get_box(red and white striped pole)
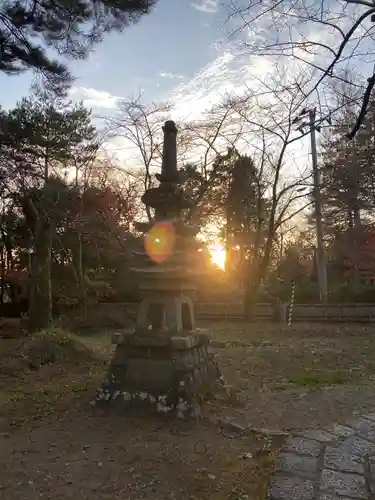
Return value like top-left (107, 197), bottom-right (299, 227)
top-left (288, 280), bottom-right (296, 327)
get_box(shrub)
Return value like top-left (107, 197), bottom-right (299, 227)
top-left (329, 281), bottom-right (375, 303)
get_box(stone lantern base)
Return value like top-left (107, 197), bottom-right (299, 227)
top-left (95, 330), bottom-right (223, 417)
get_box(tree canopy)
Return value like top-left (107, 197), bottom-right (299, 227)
top-left (0, 0), bottom-right (156, 86)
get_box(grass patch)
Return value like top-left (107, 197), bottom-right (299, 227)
top-left (21, 328), bottom-right (99, 367)
top-left (288, 369), bottom-right (362, 388)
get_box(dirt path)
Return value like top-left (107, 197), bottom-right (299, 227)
top-left (208, 321), bottom-right (375, 431)
top-left (208, 383), bottom-right (375, 431)
top-left (2, 386), bottom-right (375, 500)
top-left (0, 408), bottom-right (277, 500)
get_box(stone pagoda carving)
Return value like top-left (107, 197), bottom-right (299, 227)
top-left (96, 120), bottom-right (222, 416)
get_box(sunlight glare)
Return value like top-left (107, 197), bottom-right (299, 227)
top-left (209, 243), bottom-right (226, 271)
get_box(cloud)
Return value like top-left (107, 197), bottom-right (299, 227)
top-left (69, 87), bottom-right (120, 109)
top-left (170, 1), bottom-right (361, 125)
top-left (159, 72), bottom-right (184, 80)
top-left (191, 0), bottom-right (218, 14)
top-left (169, 43), bottom-right (273, 122)
top-left (166, 31), bottom-right (320, 177)
top-left (165, 3), bottom-right (370, 192)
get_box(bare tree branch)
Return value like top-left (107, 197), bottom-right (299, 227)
top-left (226, 0), bottom-right (375, 138)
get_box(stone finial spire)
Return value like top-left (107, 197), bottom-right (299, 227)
top-left (160, 120), bottom-right (179, 183)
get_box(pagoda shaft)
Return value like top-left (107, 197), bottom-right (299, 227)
top-left (161, 120), bottom-right (179, 183)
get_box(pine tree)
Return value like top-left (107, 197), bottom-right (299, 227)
top-left (0, 92), bottom-right (98, 332)
top-left (1, 89), bottom-right (97, 183)
top-left (0, 0), bottom-right (156, 85)
top-left (320, 96), bottom-right (375, 232)
top-left (225, 155), bottom-right (270, 287)
top-left (320, 94), bottom-right (375, 281)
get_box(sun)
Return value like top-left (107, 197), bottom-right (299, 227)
top-left (209, 243), bottom-right (226, 271)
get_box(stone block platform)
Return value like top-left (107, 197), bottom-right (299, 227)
top-left (268, 413), bottom-right (375, 499)
top-left (96, 331), bottom-right (223, 417)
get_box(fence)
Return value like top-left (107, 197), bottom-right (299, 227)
top-left (289, 303), bottom-right (375, 323)
top-left (96, 301), bottom-right (375, 323)
top-left (195, 302), bottom-right (273, 320)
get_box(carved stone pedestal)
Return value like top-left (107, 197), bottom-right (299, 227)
top-left (96, 331), bottom-right (223, 417)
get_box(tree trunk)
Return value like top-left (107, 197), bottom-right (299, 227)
top-left (353, 208), bottom-right (362, 283)
top-left (6, 245), bottom-right (13, 271)
top-left (72, 232), bottom-right (87, 313)
top-left (243, 235), bottom-right (274, 319)
top-left (0, 210), bottom-right (5, 305)
top-left (0, 244), bottom-right (5, 305)
top-left (28, 218), bottom-right (53, 333)
top-left (243, 259), bottom-right (267, 319)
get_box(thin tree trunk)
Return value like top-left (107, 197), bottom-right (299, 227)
top-left (28, 206), bottom-right (53, 334)
top-left (27, 150), bottom-right (53, 332)
top-left (243, 235), bottom-right (274, 319)
top-left (0, 244), bottom-right (5, 305)
top-left (244, 258), bottom-right (266, 319)
top-left (6, 246), bottom-right (13, 271)
top-left (74, 175), bottom-right (88, 313)
top-left (352, 208), bottom-right (361, 283)
top-left (72, 231), bottom-right (87, 314)
top-left (28, 147), bottom-right (52, 333)
top-left (0, 212), bottom-right (5, 305)
top-left (244, 275), bottom-right (262, 319)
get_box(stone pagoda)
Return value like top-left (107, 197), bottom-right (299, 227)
top-left (96, 120), bottom-right (222, 416)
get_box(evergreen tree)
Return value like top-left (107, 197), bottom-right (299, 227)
top-left (319, 94), bottom-right (375, 282)
top-left (181, 149), bottom-right (235, 226)
top-left (0, 0), bottom-right (156, 85)
top-left (226, 155), bottom-right (269, 278)
top-left (320, 97), bottom-right (375, 233)
top-left (0, 89), bottom-right (97, 183)
top-left (0, 92), bottom-right (98, 332)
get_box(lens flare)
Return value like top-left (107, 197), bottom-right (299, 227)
top-left (145, 222), bottom-right (176, 263)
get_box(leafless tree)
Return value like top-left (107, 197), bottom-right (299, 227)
top-left (178, 105), bottom-right (240, 226)
top-left (105, 93), bottom-right (239, 226)
top-left (226, 0), bottom-right (375, 138)
top-left (104, 96), bottom-right (172, 220)
top-left (208, 73), bottom-right (322, 313)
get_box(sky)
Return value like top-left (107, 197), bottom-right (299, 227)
top-left (1, 1), bottom-right (373, 127)
top-left (1, 0), bottom-right (374, 252)
top-left (0, 2), bottom-right (359, 130)
top-left (0, 0), bottom-right (280, 126)
top-left (0, 0), bottom-right (228, 112)
top-left (1, 0), bottom-right (373, 187)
